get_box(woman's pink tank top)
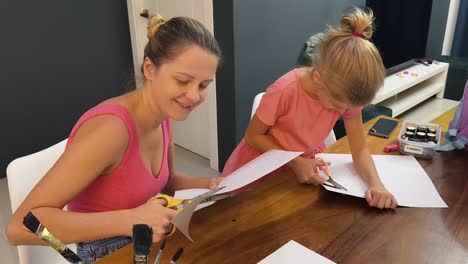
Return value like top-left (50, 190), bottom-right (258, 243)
top-left (66, 104), bottom-right (170, 213)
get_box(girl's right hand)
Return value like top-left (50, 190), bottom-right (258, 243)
top-left (129, 198), bottom-right (179, 242)
top-left (289, 157), bottom-right (329, 185)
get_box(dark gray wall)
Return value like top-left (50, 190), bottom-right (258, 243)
top-left (426, 0), bottom-right (450, 58)
top-left (213, 0), bottom-right (237, 171)
top-left (215, 0), bottom-right (364, 169)
top-left (233, 0), bottom-right (365, 142)
top-left (0, 1), bottom-right (133, 176)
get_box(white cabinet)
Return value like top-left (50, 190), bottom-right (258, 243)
top-left (373, 62), bottom-right (449, 117)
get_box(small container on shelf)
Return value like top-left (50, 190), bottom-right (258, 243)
top-left (427, 133), bottom-right (437, 143)
top-left (415, 131), bottom-right (427, 142)
top-left (416, 126), bottom-right (427, 133)
top-left (398, 120), bottom-right (441, 159)
top-left (404, 131), bottom-right (415, 139)
top-left (406, 126), bottom-right (416, 133)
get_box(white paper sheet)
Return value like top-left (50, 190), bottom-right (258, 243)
top-left (317, 154), bottom-right (447, 208)
top-left (258, 240), bottom-right (335, 264)
top-left (175, 188), bottom-right (211, 200)
top-left (175, 150), bottom-right (303, 200)
top-left (217, 150), bottom-right (302, 194)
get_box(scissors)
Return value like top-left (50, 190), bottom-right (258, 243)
top-left (148, 186), bottom-right (229, 236)
top-left (315, 157), bottom-right (348, 191)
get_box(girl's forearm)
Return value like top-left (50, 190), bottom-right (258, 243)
top-left (352, 149), bottom-right (384, 187)
top-left (245, 134), bottom-right (303, 169)
top-left (245, 134), bottom-right (283, 153)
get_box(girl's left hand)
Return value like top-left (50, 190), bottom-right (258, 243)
top-left (365, 185), bottom-right (398, 209)
top-left (207, 177), bottom-right (224, 190)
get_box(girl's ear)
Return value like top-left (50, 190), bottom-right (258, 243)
top-left (143, 57), bottom-right (155, 81)
top-left (312, 70), bottom-right (321, 82)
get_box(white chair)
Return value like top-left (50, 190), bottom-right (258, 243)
top-left (6, 139), bottom-right (76, 264)
top-left (251, 92), bottom-right (336, 147)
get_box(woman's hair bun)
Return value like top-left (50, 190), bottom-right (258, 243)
top-left (147, 14), bottom-right (166, 39)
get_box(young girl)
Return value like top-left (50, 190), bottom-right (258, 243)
top-left (222, 8), bottom-right (397, 210)
top-left (7, 14), bottom-right (222, 263)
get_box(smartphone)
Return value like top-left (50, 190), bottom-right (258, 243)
top-left (368, 118), bottom-right (399, 138)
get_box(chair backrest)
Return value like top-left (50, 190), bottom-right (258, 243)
top-left (250, 92), bottom-right (336, 147)
top-left (6, 139), bottom-right (76, 264)
top-left (251, 93), bottom-right (266, 119)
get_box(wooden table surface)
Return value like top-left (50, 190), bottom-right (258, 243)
top-left (97, 116), bottom-right (468, 264)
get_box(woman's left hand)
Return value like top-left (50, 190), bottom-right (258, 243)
top-left (207, 177), bottom-right (224, 190)
top-left (365, 185), bottom-right (398, 209)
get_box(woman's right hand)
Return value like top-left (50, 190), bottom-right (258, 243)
top-left (289, 157), bottom-right (329, 185)
top-left (129, 198), bottom-right (179, 242)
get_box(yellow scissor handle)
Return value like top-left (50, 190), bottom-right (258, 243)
top-left (147, 194), bottom-right (191, 237)
top-left (148, 193), bottom-right (186, 209)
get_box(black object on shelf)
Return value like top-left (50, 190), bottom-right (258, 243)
top-left (385, 59), bottom-right (418, 76)
top-left (415, 57), bottom-right (434, 66)
top-left (385, 57), bottom-right (436, 76)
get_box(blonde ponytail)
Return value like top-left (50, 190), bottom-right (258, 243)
top-left (339, 8), bottom-right (374, 40)
top-left (315, 7), bottom-right (385, 106)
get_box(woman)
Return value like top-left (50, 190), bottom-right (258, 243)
top-left (7, 14), bottom-right (222, 263)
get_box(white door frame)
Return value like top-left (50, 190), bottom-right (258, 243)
top-left (126, 0), bottom-right (219, 170)
top-left (442, 0), bottom-right (460, 56)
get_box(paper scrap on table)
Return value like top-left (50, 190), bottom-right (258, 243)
top-left (171, 187), bottom-right (222, 242)
top-left (258, 240), bottom-right (335, 264)
top-left (317, 153), bottom-right (447, 208)
top-left (171, 150), bottom-right (302, 240)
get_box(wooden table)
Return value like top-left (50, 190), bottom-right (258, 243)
top-left (97, 116), bottom-right (468, 264)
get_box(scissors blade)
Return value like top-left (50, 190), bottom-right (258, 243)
top-left (326, 177), bottom-right (348, 191)
top-left (201, 192), bottom-right (230, 204)
top-left (171, 186), bottom-right (226, 242)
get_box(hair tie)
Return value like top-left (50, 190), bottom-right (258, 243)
top-left (352, 31), bottom-right (362, 37)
